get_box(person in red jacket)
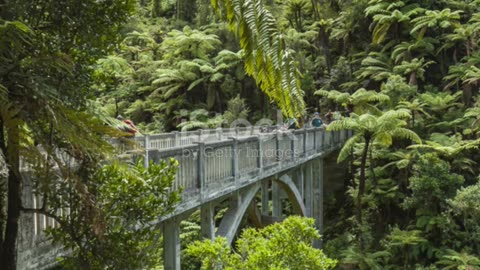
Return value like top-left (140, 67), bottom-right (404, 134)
top-left (117, 115), bottom-right (137, 137)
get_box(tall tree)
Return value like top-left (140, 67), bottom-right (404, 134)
top-left (0, 1), bottom-right (134, 268)
top-left (327, 109), bottom-right (421, 250)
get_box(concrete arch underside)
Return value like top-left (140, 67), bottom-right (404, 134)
top-left (216, 173), bottom-right (307, 245)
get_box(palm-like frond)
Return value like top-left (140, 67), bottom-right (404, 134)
top-left (316, 88), bottom-right (389, 114)
top-left (391, 38), bottom-right (437, 63)
top-left (211, 0), bottom-right (305, 118)
top-left (160, 26), bottom-right (222, 61)
top-left (341, 245), bottom-right (391, 270)
top-left (410, 9), bottom-right (462, 39)
top-left (463, 66), bottom-right (480, 85)
top-left (0, 21), bottom-right (34, 62)
top-left (418, 91), bottom-right (462, 112)
top-left (409, 133), bottom-right (480, 158)
top-left (366, 2), bottom-right (423, 44)
top-left (94, 55), bottom-right (134, 80)
top-left (152, 68), bottom-right (198, 98)
top-left (393, 58), bottom-right (435, 81)
top-left (123, 31), bottom-right (156, 48)
top-left (337, 134), bottom-right (361, 163)
top-left (355, 52), bottom-right (393, 81)
top-left (436, 249), bottom-right (480, 269)
top-left (329, 109), bottom-right (420, 163)
top-left (443, 64), bottom-right (468, 90)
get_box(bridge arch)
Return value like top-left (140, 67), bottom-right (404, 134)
top-left (273, 174), bottom-right (307, 217)
top-left (216, 172), bottom-right (307, 245)
top-left (215, 183), bottom-right (261, 245)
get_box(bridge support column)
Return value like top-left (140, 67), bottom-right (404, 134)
top-left (304, 162), bottom-right (313, 217)
top-left (312, 158), bottom-right (324, 248)
top-left (201, 203), bottom-right (215, 240)
top-left (163, 218), bottom-right (180, 270)
top-left (261, 179), bottom-right (269, 216)
top-left (272, 180), bottom-right (282, 218)
top-left (293, 167), bottom-right (304, 198)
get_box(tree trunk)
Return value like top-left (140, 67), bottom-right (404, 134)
top-left (357, 136), bottom-right (370, 251)
top-left (0, 125), bottom-right (21, 270)
top-left (411, 110), bottom-right (415, 127)
top-left (152, 0), bottom-right (161, 17)
top-left (462, 83), bottom-right (472, 107)
top-left (369, 145), bottom-right (377, 188)
top-left (408, 72), bottom-right (417, 86)
top-left (319, 27), bottom-right (331, 74)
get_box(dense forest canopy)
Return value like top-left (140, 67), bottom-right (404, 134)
top-left (2, 0), bottom-right (480, 269)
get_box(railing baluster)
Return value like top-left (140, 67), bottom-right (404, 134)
top-left (197, 143), bottom-right (205, 199)
top-left (232, 138), bottom-right (238, 187)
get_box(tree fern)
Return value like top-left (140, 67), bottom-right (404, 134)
top-left (436, 249), bottom-right (480, 270)
top-left (327, 109), bottom-right (421, 233)
top-left (410, 9), bottom-right (462, 39)
top-left (315, 87), bottom-right (389, 114)
top-left (355, 52), bottom-right (393, 81)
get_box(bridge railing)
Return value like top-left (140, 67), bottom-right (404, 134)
top-left (114, 126), bottom-right (281, 153)
top-left (148, 128), bottom-right (351, 203)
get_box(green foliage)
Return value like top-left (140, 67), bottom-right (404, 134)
top-left (403, 153), bottom-right (464, 213)
top-left (329, 109), bottom-right (421, 163)
top-left (187, 216), bottom-right (337, 269)
top-left (177, 109), bottom-right (224, 131)
top-left (383, 227), bottom-right (427, 267)
top-left (211, 0), bottom-right (306, 119)
top-left (316, 87), bottom-right (390, 114)
top-left (223, 95), bottom-right (250, 125)
top-left (47, 159), bottom-right (181, 269)
top-left (436, 249), bottom-right (480, 270)
top-left (341, 246), bottom-right (391, 270)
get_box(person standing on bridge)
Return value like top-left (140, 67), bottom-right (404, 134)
top-left (311, 112), bottom-right (323, 128)
top-left (324, 110), bottom-right (333, 125)
top-left (117, 115), bottom-right (137, 137)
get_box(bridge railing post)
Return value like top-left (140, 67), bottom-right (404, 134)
top-left (231, 137), bottom-right (239, 187)
top-left (216, 127), bottom-right (223, 141)
top-left (144, 134), bottom-right (150, 168)
top-left (333, 130), bottom-right (336, 147)
top-left (174, 131), bottom-right (180, 147)
top-left (302, 128), bottom-right (307, 156)
top-left (290, 131), bottom-right (295, 160)
top-left (275, 131), bottom-right (280, 162)
top-left (257, 136), bottom-right (263, 170)
top-left (197, 142), bottom-right (206, 200)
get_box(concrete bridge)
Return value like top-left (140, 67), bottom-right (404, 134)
top-left (17, 126), bottom-right (350, 270)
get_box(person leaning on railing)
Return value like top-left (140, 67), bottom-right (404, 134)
top-left (116, 115), bottom-right (138, 137)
